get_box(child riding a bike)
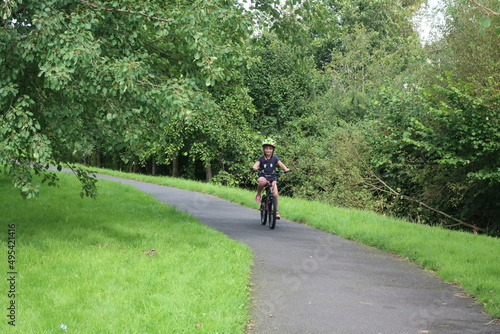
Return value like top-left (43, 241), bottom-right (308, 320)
top-left (251, 138), bottom-right (291, 219)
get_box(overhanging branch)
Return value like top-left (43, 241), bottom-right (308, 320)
top-left (80, 0), bottom-right (174, 22)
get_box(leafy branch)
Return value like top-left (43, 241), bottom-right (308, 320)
top-left (2, 3), bottom-right (25, 27)
top-left (470, 0), bottom-right (500, 35)
top-left (470, 0), bottom-right (500, 16)
top-left (80, 0), bottom-right (174, 23)
top-left (66, 163), bottom-right (98, 199)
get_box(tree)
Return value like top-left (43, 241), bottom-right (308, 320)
top-left (424, 0), bottom-right (500, 85)
top-left (355, 0), bottom-right (500, 235)
top-left (366, 75), bottom-right (500, 234)
top-left (244, 32), bottom-right (324, 134)
top-left (470, 0), bottom-right (500, 35)
top-left (152, 79), bottom-right (259, 183)
top-left (1, 0), bottom-right (252, 197)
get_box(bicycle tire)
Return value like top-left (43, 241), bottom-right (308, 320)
top-left (260, 196), bottom-right (267, 225)
top-left (268, 196), bottom-right (277, 229)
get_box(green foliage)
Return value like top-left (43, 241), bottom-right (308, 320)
top-left (1, 0), bottom-right (253, 196)
top-left (322, 25), bottom-right (424, 121)
top-left (244, 0), bottom-right (435, 218)
top-left (367, 74), bottom-right (500, 233)
top-left (2, 0), bottom-right (498, 238)
top-left (245, 32), bottom-right (324, 133)
top-left (324, 0), bottom-right (418, 42)
top-left (429, 0), bottom-right (500, 84)
top-left (473, 1), bottom-right (500, 36)
top-left (357, 0), bottom-right (500, 234)
top-left (127, 77), bottom-right (260, 182)
top-left (280, 116), bottom-right (374, 210)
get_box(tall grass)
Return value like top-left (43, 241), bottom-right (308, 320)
top-left (0, 173), bottom-right (252, 333)
top-left (85, 167), bottom-right (500, 319)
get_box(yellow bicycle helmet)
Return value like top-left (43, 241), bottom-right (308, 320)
top-left (262, 138), bottom-right (276, 148)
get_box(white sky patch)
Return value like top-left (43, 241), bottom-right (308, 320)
top-left (240, 0), bottom-right (447, 44)
top-left (239, 0), bottom-right (287, 11)
top-left (240, 0), bottom-right (251, 10)
top-left (413, 0), bottom-right (447, 44)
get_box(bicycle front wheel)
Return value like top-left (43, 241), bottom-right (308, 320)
top-left (260, 197), bottom-right (267, 225)
top-left (268, 196), bottom-right (277, 229)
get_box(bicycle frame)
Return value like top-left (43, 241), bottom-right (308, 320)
top-left (254, 170), bottom-right (289, 229)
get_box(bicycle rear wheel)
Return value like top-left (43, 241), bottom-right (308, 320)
top-left (260, 196), bottom-right (267, 225)
top-left (268, 196), bottom-right (277, 229)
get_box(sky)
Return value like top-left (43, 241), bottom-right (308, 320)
top-left (239, 0), bottom-right (446, 43)
top-left (413, 0), bottom-right (446, 43)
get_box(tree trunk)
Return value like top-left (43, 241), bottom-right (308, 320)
top-left (129, 163), bottom-right (135, 174)
top-left (96, 151), bottom-right (103, 168)
top-left (205, 163), bottom-right (212, 182)
top-left (172, 156), bottom-right (180, 177)
top-left (151, 157), bottom-right (157, 176)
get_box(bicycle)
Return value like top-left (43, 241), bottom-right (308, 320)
top-left (253, 169), bottom-right (291, 229)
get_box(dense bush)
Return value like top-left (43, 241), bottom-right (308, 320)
top-left (366, 74), bottom-right (500, 234)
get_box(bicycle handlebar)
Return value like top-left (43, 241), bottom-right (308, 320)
top-left (251, 168), bottom-right (292, 175)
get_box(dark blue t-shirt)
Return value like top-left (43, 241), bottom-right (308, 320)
top-left (257, 155), bottom-right (280, 175)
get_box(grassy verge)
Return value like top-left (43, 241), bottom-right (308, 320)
top-left (85, 167), bottom-right (500, 319)
top-left (0, 172), bottom-right (252, 333)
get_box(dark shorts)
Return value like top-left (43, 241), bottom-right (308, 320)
top-left (257, 175), bottom-right (277, 182)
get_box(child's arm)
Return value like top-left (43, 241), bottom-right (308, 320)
top-left (278, 160), bottom-right (290, 172)
top-left (251, 160), bottom-right (261, 171)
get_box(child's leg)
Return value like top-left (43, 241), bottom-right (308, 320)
top-left (272, 181), bottom-right (279, 211)
top-left (257, 177), bottom-right (268, 194)
top-left (255, 177), bottom-right (268, 202)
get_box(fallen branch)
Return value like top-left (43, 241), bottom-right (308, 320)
top-left (353, 147), bottom-right (484, 234)
top-left (365, 170), bottom-right (484, 234)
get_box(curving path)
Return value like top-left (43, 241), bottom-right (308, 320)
top-left (95, 173), bottom-right (498, 334)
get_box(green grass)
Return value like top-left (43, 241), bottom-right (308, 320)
top-left (85, 167), bottom-right (500, 319)
top-left (0, 172), bottom-right (252, 333)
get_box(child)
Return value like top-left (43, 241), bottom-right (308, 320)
top-left (251, 138), bottom-right (290, 219)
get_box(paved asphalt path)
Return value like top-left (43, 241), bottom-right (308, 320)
top-left (93, 173), bottom-right (498, 334)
